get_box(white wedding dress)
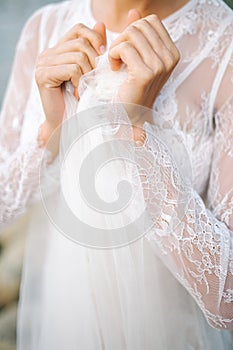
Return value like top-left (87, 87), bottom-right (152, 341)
top-left (0, 0), bottom-right (233, 349)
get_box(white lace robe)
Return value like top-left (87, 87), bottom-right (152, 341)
top-left (0, 0), bottom-right (233, 348)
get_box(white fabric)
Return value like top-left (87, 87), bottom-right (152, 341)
top-left (0, 0), bottom-right (233, 349)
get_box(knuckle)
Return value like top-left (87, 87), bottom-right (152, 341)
top-left (165, 54), bottom-right (176, 69)
top-left (154, 61), bottom-right (165, 75)
top-left (139, 18), bottom-right (148, 26)
top-left (122, 41), bottom-right (132, 50)
top-left (73, 23), bottom-right (85, 32)
top-left (37, 56), bottom-right (47, 67)
top-left (148, 13), bottom-right (159, 22)
top-left (37, 48), bottom-right (53, 65)
top-left (93, 33), bottom-right (104, 46)
top-left (73, 63), bottom-right (81, 75)
top-left (170, 45), bottom-right (180, 64)
top-left (142, 68), bottom-right (154, 84)
top-left (36, 57), bottom-right (42, 68)
top-left (125, 25), bottom-right (137, 36)
top-left (78, 36), bottom-right (88, 46)
top-left (35, 69), bottom-right (41, 84)
top-left (77, 51), bottom-right (86, 61)
top-left (174, 47), bottom-right (181, 62)
top-left (167, 54), bottom-right (179, 70)
top-left (37, 50), bottom-right (47, 61)
top-left (35, 67), bottom-right (47, 86)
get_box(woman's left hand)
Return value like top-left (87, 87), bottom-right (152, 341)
top-left (108, 13), bottom-right (180, 123)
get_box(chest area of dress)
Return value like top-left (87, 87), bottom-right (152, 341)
top-left (153, 81), bottom-right (214, 196)
top-left (24, 7), bottom-right (215, 197)
top-left (60, 9), bottom-right (214, 193)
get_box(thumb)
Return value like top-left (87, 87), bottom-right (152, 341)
top-left (93, 22), bottom-right (107, 54)
top-left (127, 9), bottom-right (141, 26)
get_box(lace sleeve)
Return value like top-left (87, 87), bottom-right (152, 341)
top-left (146, 47), bottom-right (233, 330)
top-left (0, 8), bottom-right (51, 228)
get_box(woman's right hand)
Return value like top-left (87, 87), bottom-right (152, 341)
top-left (36, 22), bottom-right (106, 149)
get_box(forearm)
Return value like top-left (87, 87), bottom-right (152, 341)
top-left (0, 139), bottom-right (52, 227)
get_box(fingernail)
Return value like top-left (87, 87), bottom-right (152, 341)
top-left (99, 45), bottom-right (106, 55)
top-left (135, 140), bottom-right (144, 147)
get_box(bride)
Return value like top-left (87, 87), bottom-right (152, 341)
top-left (0, 0), bottom-right (233, 349)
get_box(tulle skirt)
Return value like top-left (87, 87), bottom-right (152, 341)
top-left (17, 201), bottom-right (233, 350)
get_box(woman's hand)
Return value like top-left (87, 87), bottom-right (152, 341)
top-left (108, 13), bottom-right (180, 125)
top-left (36, 22), bottom-right (106, 151)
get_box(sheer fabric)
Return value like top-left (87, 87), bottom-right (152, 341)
top-left (0, 0), bottom-right (233, 349)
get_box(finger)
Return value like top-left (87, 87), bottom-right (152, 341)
top-left (131, 20), bottom-right (172, 67)
top-left (36, 64), bottom-right (82, 90)
top-left (73, 87), bottom-right (80, 100)
top-left (127, 9), bottom-right (141, 25)
top-left (129, 26), bottom-right (161, 69)
top-left (109, 23), bottom-right (165, 71)
top-left (110, 20), bottom-right (175, 72)
top-left (110, 11), bottom-right (142, 49)
top-left (111, 18), bottom-right (164, 53)
top-left (93, 22), bottom-right (107, 53)
top-left (146, 14), bottom-right (179, 56)
top-left (70, 64), bottom-right (82, 97)
top-left (109, 41), bottom-right (150, 74)
top-left (37, 52), bottom-right (92, 74)
top-left (54, 38), bottom-right (98, 68)
top-left (58, 23), bottom-right (106, 55)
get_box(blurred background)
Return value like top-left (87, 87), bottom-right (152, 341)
top-left (0, 1), bottom-right (233, 349)
top-left (0, 0), bottom-right (60, 103)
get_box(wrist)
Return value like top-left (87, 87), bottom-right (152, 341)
top-left (38, 120), bottom-right (61, 160)
top-left (38, 86), bottom-right (65, 127)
